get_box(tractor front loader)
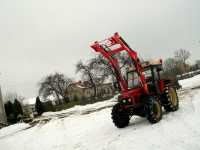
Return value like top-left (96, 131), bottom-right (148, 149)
top-left (90, 33), bottom-right (179, 128)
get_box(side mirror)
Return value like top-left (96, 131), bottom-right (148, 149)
top-left (114, 82), bottom-right (120, 91)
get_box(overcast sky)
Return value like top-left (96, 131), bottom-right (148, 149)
top-left (0, 0), bottom-right (200, 98)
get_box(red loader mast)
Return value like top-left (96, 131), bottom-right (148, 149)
top-left (90, 32), bottom-right (148, 94)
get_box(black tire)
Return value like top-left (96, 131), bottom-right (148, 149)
top-left (164, 87), bottom-right (179, 112)
top-left (147, 98), bottom-right (162, 124)
top-left (111, 103), bottom-right (130, 128)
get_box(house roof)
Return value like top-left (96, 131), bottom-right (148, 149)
top-left (69, 81), bottom-right (91, 89)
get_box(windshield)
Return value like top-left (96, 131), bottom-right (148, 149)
top-left (127, 71), bottom-right (141, 89)
top-left (144, 69), bottom-right (152, 78)
top-left (111, 50), bottom-right (141, 89)
top-left (112, 50), bottom-right (136, 80)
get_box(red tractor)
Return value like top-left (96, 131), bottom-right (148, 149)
top-left (90, 33), bottom-right (179, 128)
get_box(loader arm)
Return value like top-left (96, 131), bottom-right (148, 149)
top-left (90, 33), bottom-right (148, 94)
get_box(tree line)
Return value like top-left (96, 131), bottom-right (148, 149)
top-left (163, 49), bottom-right (200, 79)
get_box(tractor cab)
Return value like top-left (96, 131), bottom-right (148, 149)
top-left (142, 59), bottom-right (164, 95)
top-left (126, 59), bottom-right (164, 95)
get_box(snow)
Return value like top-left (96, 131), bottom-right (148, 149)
top-left (41, 95), bottom-right (118, 118)
top-left (1, 77), bottom-right (200, 150)
top-left (179, 74), bottom-right (200, 89)
top-left (0, 123), bottom-right (30, 139)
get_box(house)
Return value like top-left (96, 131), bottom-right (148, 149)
top-left (68, 81), bottom-right (115, 101)
top-left (96, 83), bottom-right (115, 98)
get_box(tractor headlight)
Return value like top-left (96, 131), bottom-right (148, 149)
top-left (122, 99), bottom-right (127, 103)
top-left (120, 98), bottom-right (132, 104)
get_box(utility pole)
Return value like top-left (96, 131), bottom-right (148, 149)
top-left (0, 85), bottom-right (7, 128)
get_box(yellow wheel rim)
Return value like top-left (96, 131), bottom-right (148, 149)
top-left (168, 88), bottom-right (177, 106)
top-left (154, 101), bottom-right (161, 119)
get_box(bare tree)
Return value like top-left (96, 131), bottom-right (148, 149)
top-left (76, 60), bottom-right (97, 98)
top-left (38, 72), bottom-right (72, 104)
top-left (163, 58), bottom-right (181, 77)
top-left (88, 53), bottom-right (133, 93)
top-left (88, 53), bottom-right (130, 83)
top-left (89, 55), bottom-right (115, 83)
top-left (174, 49), bottom-right (191, 73)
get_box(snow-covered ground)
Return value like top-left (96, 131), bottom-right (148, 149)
top-left (41, 95), bottom-right (118, 119)
top-left (179, 74), bottom-right (200, 89)
top-left (1, 75), bottom-right (200, 150)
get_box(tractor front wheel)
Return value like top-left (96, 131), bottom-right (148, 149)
top-left (111, 103), bottom-right (130, 128)
top-left (147, 98), bottom-right (162, 124)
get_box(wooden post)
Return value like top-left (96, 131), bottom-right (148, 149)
top-left (0, 86), bottom-right (7, 127)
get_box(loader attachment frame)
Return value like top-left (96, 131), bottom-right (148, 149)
top-left (90, 33), bottom-right (148, 94)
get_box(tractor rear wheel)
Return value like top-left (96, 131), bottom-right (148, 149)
top-left (147, 98), bottom-right (162, 124)
top-left (164, 87), bottom-right (179, 112)
top-left (111, 103), bottom-right (130, 128)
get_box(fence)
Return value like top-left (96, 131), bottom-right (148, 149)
top-left (177, 70), bottom-right (200, 80)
